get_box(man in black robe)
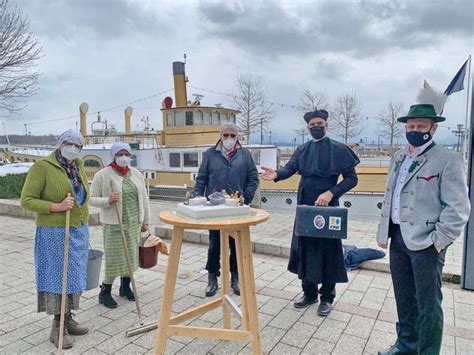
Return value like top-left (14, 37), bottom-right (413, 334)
top-left (261, 109), bottom-right (359, 316)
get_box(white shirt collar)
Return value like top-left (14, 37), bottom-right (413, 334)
top-left (405, 139), bottom-right (433, 157)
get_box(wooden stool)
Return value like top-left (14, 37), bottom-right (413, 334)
top-left (154, 209), bottom-right (269, 354)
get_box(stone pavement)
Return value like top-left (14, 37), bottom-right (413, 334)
top-left (1, 215), bottom-right (473, 354)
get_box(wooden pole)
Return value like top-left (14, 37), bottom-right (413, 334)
top-left (57, 193), bottom-right (71, 354)
top-left (110, 181), bottom-right (144, 325)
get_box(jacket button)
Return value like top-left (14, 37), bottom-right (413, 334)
top-left (409, 221), bottom-right (414, 225)
top-left (410, 207), bottom-right (414, 211)
top-left (410, 191), bottom-right (414, 196)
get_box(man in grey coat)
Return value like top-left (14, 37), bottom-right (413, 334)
top-left (377, 104), bottom-right (470, 355)
top-left (193, 122), bottom-right (259, 297)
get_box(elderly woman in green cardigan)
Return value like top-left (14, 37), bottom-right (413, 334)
top-left (20, 130), bottom-right (90, 350)
top-left (90, 143), bottom-right (150, 308)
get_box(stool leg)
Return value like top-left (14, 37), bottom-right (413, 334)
top-left (234, 231), bottom-right (249, 330)
top-left (154, 227), bottom-right (184, 354)
top-left (220, 230), bottom-right (231, 329)
top-left (240, 227), bottom-right (262, 355)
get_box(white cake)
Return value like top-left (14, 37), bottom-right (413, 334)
top-left (176, 202), bottom-right (251, 219)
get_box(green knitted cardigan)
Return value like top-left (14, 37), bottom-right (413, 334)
top-left (20, 152), bottom-right (90, 227)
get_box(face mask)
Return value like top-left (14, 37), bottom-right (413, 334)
top-left (310, 126), bottom-right (326, 140)
top-left (406, 129), bottom-right (432, 147)
top-left (61, 145), bottom-right (81, 161)
top-left (116, 156), bottom-right (131, 168)
top-left (222, 138), bottom-right (236, 150)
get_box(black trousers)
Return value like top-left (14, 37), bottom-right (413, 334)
top-left (205, 230), bottom-right (238, 276)
top-left (302, 281), bottom-right (336, 303)
top-left (389, 223), bottom-right (446, 355)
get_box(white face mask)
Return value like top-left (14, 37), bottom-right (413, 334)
top-left (116, 156), bottom-right (131, 168)
top-left (61, 145), bottom-right (81, 161)
top-left (222, 138), bottom-right (237, 150)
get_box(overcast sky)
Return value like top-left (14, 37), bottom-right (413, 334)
top-left (2, 0), bottom-right (473, 144)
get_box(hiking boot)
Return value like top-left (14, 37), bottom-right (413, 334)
top-left (50, 318), bottom-right (73, 349)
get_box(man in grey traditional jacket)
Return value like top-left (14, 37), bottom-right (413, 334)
top-left (377, 104), bottom-right (470, 355)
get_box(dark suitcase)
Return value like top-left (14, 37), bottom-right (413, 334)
top-left (294, 205), bottom-right (348, 239)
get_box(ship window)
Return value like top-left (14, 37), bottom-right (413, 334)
top-left (194, 111), bottom-right (203, 125)
top-left (183, 152), bottom-right (199, 167)
top-left (84, 159), bottom-right (101, 167)
top-left (203, 111), bottom-right (211, 125)
top-left (166, 113), bottom-right (174, 126)
top-left (169, 153), bottom-right (181, 168)
top-left (220, 113), bottom-right (228, 123)
top-left (175, 111), bottom-right (185, 126)
top-left (185, 111), bottom-right (193, 125)
top-left (211, 112), bottom-right (220, 125)
top-left (131, 154), bottom-right (137, 167)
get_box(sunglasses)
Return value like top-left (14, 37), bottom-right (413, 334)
top-left (223, 133), bottom-right (237, 138)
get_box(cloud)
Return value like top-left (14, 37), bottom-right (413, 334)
top-left (197, 0), bottom-right (473, 58)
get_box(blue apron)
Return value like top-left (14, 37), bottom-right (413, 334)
top-left (35, 181), bottom-right (89, 294)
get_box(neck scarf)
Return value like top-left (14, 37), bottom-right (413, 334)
top-left (55, 149), bottom-right (82, 193)
top-left (109, 161), bottom-right (130, 177)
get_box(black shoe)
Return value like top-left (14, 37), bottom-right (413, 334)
top-left (99, 283), bottom-right (118, 308)
top-left (378, 344), bottom-right (404, 355)
top-left (317, 302), bottom-right (332, 316)
top-left (231, 272), bottom-right (240, 296)
top-left (293, 294), bottom-right (318, 309)
top-left (205, 273), bottom-right (218, 297)
top-left (119, 277), bottom-right (135, 301)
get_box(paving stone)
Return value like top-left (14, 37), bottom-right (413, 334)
top-left (302, 338), bottom-right (335, 354)
top-left (269, 341), bottom-right (302, 354)
top-left (332, 333), bottom-right (365, 354)
top-left (280, 321), bottom-right (316, 349)
top-left (313, 318), bottom-right (347, 344)
top-left (344, 315), bottom-right (376, 339)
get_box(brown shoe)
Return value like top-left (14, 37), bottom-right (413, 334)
top-left (67, 312), bottom-right (89, 335)
top-left (50, 319), bottom-right (73, 349)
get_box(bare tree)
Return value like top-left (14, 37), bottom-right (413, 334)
top-left (299, 89), bottom-right (328, 113)
top-left (378, 101), bottom-right (404, 155)
top-left (233, 73), bottom-right (273, 144)
top-left (0, 0), bottom-right (42, 115)
top-left (332, 92), bottom-right (363, 144)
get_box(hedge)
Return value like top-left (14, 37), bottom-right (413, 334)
top-left (0, 173), bottom-right (27, 199)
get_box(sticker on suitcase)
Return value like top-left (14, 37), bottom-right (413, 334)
top-left (329, 216), bottom-right (342, 230)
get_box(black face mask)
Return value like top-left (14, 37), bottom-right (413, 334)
top-left (406, 128), bottom-right (432, 147)
top-left (310, 126), bottom-right (326, 140)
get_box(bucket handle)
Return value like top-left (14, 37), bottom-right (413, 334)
top-left (89, 242), bottom-right (97, 259)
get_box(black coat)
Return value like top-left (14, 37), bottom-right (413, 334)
top-left (193, 141), bottom-right (259, 204)
top-left (275, 137), bottom-right (359, 283)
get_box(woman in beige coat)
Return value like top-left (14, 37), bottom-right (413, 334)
top-left (89, 143), bottom-right (150, 308)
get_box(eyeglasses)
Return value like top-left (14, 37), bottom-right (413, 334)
top-left (223, 133), bottom-right (237, 138)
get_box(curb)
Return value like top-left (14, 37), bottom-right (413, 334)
top-left (154, 226), bottom-right (461, 284)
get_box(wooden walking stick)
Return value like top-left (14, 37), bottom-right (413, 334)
top-left (58, 193), bottom-right (71, 354)
top-left (110, 181), bottom-right (144, 325)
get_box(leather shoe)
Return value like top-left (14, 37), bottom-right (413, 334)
top-left (205, 273), bottom-right (218, 297)
top-left (317, 302), bottom-right (332, 316)
top-left (378, 344), bottom-right (404, 354)
top-left (293, 294), bottom-right (318, 309)
top-left (231, 272), bottom-right (240, 296)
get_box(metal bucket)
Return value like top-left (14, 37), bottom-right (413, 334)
top-left (86, 249), bottom-right (103, 290)
top-left (139, 245), bottom-right (158, 269)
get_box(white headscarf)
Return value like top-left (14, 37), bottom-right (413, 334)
top-left (110, 143), bottom-right (132, 160)
top-left (56, 130), bottom-right (84, 148)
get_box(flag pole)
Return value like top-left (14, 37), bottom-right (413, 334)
top-left (463, 55), bottom-right (472, 160)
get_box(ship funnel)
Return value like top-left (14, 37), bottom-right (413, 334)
top-left (124, 106), bottom-right (133, 135)
top-left (79, 102), bottom-right (89, 137)
top-left (173, 61), bottom-right (188, 107)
